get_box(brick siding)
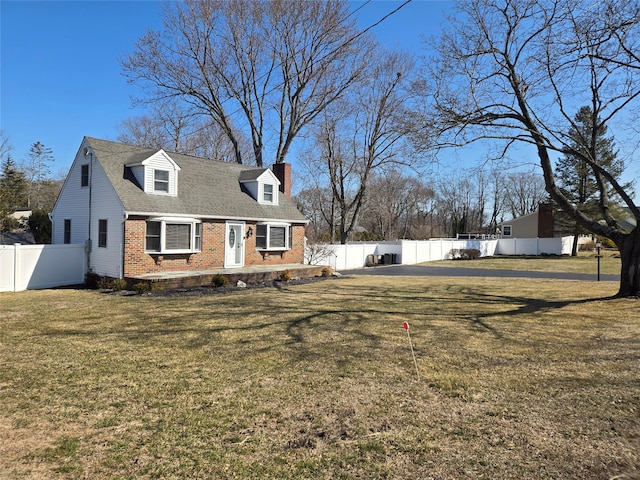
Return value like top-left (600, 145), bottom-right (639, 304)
top-left (123, 218), bottom-right (305, 277)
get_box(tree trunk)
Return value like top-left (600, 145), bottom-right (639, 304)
top-left (571, 230), bottom-right (579, 257)
top-left (616, 229), bottom-right (640, 297)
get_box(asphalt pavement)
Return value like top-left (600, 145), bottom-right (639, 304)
top-left (340, 264), bottom-right (620, 282)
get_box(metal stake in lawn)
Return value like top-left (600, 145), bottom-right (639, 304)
top-left (403, 322), bottom-right (420, 379)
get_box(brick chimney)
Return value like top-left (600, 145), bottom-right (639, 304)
top-left (537, 202), bottom-right (555, 238)
top-left (272, 162), bottom-right (291, 199)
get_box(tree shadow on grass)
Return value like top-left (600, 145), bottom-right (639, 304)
top-left (456, 286), bottom-right (616, 339)
top-left (37, 280), bottom-right (619, 358)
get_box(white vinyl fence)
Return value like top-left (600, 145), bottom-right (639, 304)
top-left (0, 244), bottom-right (86, 292)
top-left (307, 237), bottom-right (574, 271)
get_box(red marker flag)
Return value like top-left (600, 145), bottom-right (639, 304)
top-left (403, 321), bottom-right (419, 379)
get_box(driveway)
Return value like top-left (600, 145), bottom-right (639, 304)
top-left (340, 264), bottom-right (621, 282)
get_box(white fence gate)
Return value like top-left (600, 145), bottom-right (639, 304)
top-left (0, 244), bottom-right (86, 292)
top-left (307, 237), bottom-right (574, 271)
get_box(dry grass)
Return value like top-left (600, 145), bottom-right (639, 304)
top-left (1, 275), bottom-right (638, 479)
top-left (431, 251), bottom-right (622, 275)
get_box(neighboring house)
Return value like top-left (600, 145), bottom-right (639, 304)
top-left (500, 202), bottom-right (639, 239)
top-left (618, 207), bottom-right (638, 232)
top-left (11, 208), bottom-right (32, 226)
top-left (498, 203), bottom-right (555, 238)
top-left (51, 137), bottom-right (307, 279)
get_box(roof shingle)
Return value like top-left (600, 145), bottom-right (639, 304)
top-left (86, 137), bottom-right (306, 223)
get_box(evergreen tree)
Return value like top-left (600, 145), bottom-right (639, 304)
top-left (24, 141), bottom-right (55, 209)
top-left (0, 155), bottom-right (28, 232)
top-left (555, 106), bottom-right (628, 255)
top-left (28, 209), bottom-right (52, 244)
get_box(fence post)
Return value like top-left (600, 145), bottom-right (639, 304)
top-left (14, 243), bottom-right (20, 292)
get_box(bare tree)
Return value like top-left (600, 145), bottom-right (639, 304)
top-left (295, 186), bottom-right (335, 243)
top-left (117, 100), bottom-right (246, 162)
top-left (121, 0), bottom-right (371, 167)
top-left (305, 50), bottom-right (415, 244)
top-left (435, 171), bottom-right (487, 238)
top-left (418, 0), bottom-right (640, 297)
top-left (360, 170), bottom-right (435, 240)
top-left (0, 131), bottom-right (12, 161)
top-left (503, 171), bottom-right (548, 219)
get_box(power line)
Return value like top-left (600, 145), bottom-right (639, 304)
top-left (136, 0), bottom-right (414, 160)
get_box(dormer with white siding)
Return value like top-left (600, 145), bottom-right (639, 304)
top-left (239, 169), bottom-right (281, 206)
top-left (126, 149), bottom-right (181, 196)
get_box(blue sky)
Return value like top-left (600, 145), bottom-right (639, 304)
top-left (1, 0), bottom-right (452, 175)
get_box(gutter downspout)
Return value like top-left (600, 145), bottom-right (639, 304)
top-left (122, 212), bottom-right (129, 279)
top-left (85, 148), bottom-right (93, 272)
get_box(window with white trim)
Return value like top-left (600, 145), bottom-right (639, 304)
top-left (154, 169), bottom-right (169, 193)
top-left (145, 218), bottom-right (202, 253)
top-left (98, 219), bottom-right (108, 248)
top-left (263, 184), bottom-right (274, 203)
top-left (255, 223), bottom-right (291, 250)
top-left (502, 225), bottom-right (512, 237)
top-left (64, 219), bottom-right (71, 244)
top-left (81, 164), bottom-right (89, 187)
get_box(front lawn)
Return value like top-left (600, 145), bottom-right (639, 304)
top-left (1, 275), bottom-right (638, 479)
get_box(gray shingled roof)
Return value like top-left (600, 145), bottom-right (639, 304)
top-left (86, 137), bottom-right (306, 223)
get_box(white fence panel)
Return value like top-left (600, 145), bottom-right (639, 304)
top-left (539, 237), bottom-right (574, 255)
top-left (0, 246), bottom-right (16, 292)
top-left (0, 244), bottom-right (86, 292)
top-left (495, 238), bottom-right (537, 255)
top-left (495, 237), bottom-right (572, 256)
top-left (308, 237), bottom-right (572, 271)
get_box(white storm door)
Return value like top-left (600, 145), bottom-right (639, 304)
top-left (225, 222), bottom-right (245, 268)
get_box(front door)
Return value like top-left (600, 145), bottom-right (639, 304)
top-left (225, 222), bottom-right (244, 268)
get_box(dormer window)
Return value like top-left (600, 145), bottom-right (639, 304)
top-left (263, 184), bottom-right (274, 203)
top-left (154, 169), bottom-right (170, 193)
top-left (126, 149), bottom-right (180, 196)
top-left (239, 168), bottom-right (281, 205)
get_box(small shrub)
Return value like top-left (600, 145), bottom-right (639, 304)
top-left (133, 282), bottom-right (151, 294)
top-left (97, 276), bottom-right (112, 289)
top-left (111, 278), bottom-right (127, 291)
top-left (465, 249), bottom-right (481, 260)
top-left (321, 267), bottom-right (333, 277)
top-left (279, 269), bottom-right (291, 282)
top-left (450, 248), bottom-right (481, 260)
top-left (211, 274), bottom-right (229, 288)
top-left (579, 240), bottom-right (596, 251)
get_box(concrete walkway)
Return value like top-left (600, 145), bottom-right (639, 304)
top-left (340, 264), bottom-right (621, 282)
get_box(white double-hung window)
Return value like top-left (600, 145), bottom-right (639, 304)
top-left (145, 218), bottom-right (202, 253)
top-left (255, 223), bottom-right (292, 251)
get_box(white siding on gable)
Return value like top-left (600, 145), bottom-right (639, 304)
top-left (259, 182), bottom-right (277, 205)
top-left (51, 140), bottom-right (126, 278)
top-left (141, 151), bottom-right (180, 196)
top-left (89, 159), bottom-right (126, 278)
top-left (241, 169), bottom-right (280, 205)
top-left (51, 152), bottom-right (91, 245)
